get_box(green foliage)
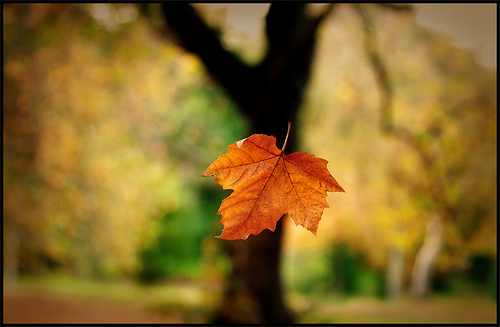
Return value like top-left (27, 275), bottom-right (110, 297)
top-left (137, 186), bottom-right (232, 283)
top-left (465, 254), bottom-right (497, 299)
top-left (330, 245), bottom-right (361, 296)
top-left (136, 75), bottom-right (246, 281)
top-left (284, 244), bottom-right (384, 298)
top-left (284, 251), bottom-right (332, 295)
top-left (328, 244), bottom-right (384, 298)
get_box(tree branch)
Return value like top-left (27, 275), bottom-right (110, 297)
top-left (355, 4), bottom-right (393, 134)
top-left (161, 3), bottom-right (254, 104)
top-left (253, 4), bottom-right (335, 125)
top-left (264, 3), bottom-right (335, 68)
top-left (161, 3), bottom-right (334, 124)
top-left (265, 3), bottom-right (307, 56)
top-left (355, 4), bottom-right (454, 221)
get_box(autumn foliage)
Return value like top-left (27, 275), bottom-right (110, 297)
top-left (202, 126), bottom-right (345, 240)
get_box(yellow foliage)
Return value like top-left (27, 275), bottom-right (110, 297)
top-left (3, 4), bottom-right (209, 276)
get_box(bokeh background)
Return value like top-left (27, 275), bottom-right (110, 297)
top-left (3, 3), bottom-right (497, 323)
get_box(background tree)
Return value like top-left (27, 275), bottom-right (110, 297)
top-left (297, 3), bottom-right (496, 302)
top-left (3, 4), bottom-right (183, 279)
top-left (355, 4), bottom-right (496, 299)
top-left (3, 3), bottom-right (244, 285)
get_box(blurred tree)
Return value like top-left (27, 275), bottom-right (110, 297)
top-left (4, 3), bottom-right (246, 282)
top-left (293, 3), bottom-right (495, 302)
top-left (355, 4), bottom-right (496, 299)
top-left (3, 3), bottom-right (178, 278)
top-left (156, 3), bottom-right (334, 323)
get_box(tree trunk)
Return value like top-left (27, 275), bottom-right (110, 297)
top-left (159, 3), bottom-right (333, 323)
top-left (212, 120), bottom-right (297, 323)
top-left (214, 220), bottom-right (291, 323)
top-left (410, 212), bottom-right (443, 299)
top-left (385, 246), bottom-right (404, 301)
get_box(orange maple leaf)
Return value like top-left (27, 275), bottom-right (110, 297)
top-left (201, 124), bottom-right (345, 240)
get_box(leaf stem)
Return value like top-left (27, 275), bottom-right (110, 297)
top-left (282, 121), bottom-right (292, 151)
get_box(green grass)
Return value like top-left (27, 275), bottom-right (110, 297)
top-left (11, 274), bottom-right (222, 322)
top-left (7, 274), bottom-right (497, 324)
top-left (287, 291), bottom-right (497, 323)
top-left (15, 274), bottom-right (142, 301)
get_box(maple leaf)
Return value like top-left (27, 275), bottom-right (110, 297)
top-left (201, 123), bottom-right (345, 240)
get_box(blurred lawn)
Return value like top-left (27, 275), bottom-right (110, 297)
top-left (290, 293), bottom-right (496, 323)
top-left (4, 275), bottom-right (221, 323)
top-left (4, 275), bottom-right (496, 324)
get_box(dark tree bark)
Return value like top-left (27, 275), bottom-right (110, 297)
top-left (160, 3), bottom-right (333, 323)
